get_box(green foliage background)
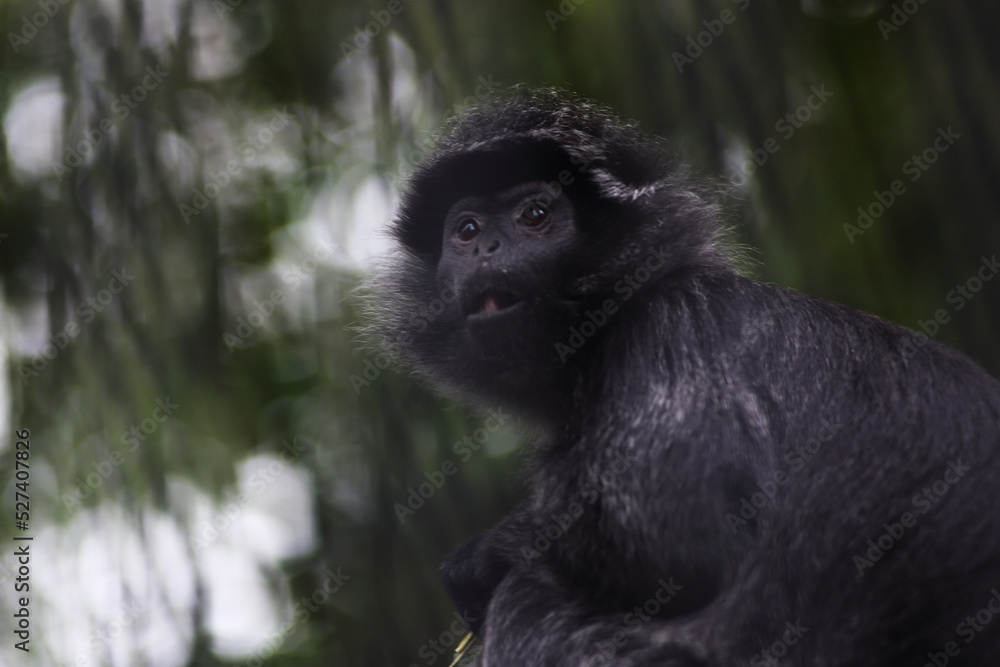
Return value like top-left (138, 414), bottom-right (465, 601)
top-left (0, 0), bottom-right (998, 665)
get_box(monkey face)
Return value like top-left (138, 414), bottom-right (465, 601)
top-left (436, 181), bottom-right (579, 335)
top-left (375, 91), bottom-right (728, 421)
top-left (400, 181), bottom-right (584, 417)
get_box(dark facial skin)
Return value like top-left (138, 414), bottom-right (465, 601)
top-left (437, 181), bottom-right (578, 327)
top-left (421, 180), bottom-right (586, 421)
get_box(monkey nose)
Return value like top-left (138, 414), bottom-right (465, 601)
top-left (477, 239), bottom-right (501, 256)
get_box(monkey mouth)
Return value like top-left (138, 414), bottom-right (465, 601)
top-left (465, 290), bottom-right (524, 318)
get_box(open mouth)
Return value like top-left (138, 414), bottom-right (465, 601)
top-left (465, 290), bottom-right (523, 318)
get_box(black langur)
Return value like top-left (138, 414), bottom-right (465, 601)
top-left (371, 88), bottom-right (1000, 666)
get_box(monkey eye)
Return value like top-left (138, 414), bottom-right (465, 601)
top-left (521, 202), bottom-right (549, 227)
top-left (456, 218), bottom-right (481, 242)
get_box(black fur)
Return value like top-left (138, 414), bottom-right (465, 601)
top-left (372, 88), bottom-right (1000, 666)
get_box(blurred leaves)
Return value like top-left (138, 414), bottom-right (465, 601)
top-left (0, 0), bottom-right (998, 665)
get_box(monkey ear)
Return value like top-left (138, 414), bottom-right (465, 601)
top-left (604, 142), bottom-right (671, 195)
top-left (578, 144), bottom-right (668, 203)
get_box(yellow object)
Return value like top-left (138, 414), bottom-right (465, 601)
top-left (447, 632), bottom-right (476, 667)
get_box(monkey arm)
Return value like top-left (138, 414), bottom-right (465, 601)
top-left (441, 502), bottom-right (535, 636)
top-left (479, 564), bottom-right (708, 667)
